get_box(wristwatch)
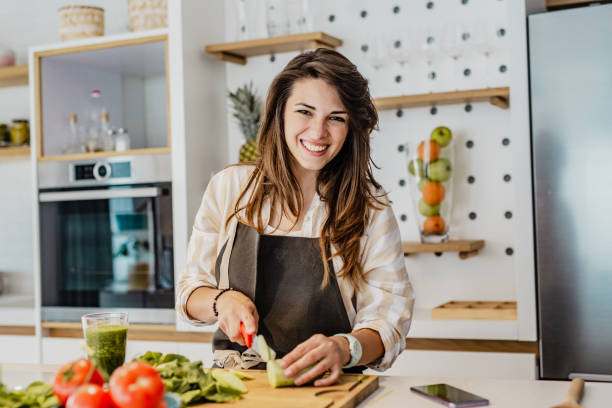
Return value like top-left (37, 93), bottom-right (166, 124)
top-left (335, 333), bottom-right (362, 368)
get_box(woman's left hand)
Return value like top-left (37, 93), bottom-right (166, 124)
top-left (279, 334), bottom-right (350, 386)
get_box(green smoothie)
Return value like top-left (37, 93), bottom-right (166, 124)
top-left (85, 324), bottom-right (127, 380)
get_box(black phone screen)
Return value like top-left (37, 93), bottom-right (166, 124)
top-left (410, 384), bottom-right (489, 407)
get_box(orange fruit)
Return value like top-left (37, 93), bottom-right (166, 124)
top-left (418, 140), bottom-right (440, 162)
top-left (422, 181), bottom-right (445, 206)
top-left (423, 216), bottom-right (445, 234)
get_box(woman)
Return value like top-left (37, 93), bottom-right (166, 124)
top-left (177, 48), bottom-right (414, 386)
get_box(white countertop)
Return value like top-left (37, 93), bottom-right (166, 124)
top-left (362, 375), bottom-right (612, 408)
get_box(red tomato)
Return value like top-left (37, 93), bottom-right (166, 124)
top-left (109, 361), bottom-right (164, 408)
top-left (66, 384), bottom-right (113, 408)
top-left (52, 359), bottom-right (104, 405)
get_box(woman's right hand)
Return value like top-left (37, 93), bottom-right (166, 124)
top-left (216, 290), bottom-right (259, 346)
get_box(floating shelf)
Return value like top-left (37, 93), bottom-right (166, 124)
top-left (432, 301), bottom-right (518, 321)
top-left (37, 147), bottom-right (170, 162)
top-left (0, 65), bottom-right (28, 88)
top-left (546, 0), bottom-right (609, 9)
top-left (205, 32), bottom-right (343, 65)
top-left (374, 87), bottom-right (509, 111)
top-left (403, 239), bottom-right (484, 259)
top-left (0, 145), bottom-right (30, 158)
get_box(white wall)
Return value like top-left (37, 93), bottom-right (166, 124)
top-left (0, 0), bottom-right (131, 298)
top-left (221, 0), bottom-right (536, 341)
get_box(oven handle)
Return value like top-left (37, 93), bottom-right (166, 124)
top-left (39, 187), bottom-right (162, 202)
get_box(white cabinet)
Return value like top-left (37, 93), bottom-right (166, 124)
top-left (365, 350), bottom-right (536, 380)
top-left (0, 336), bottom-right (38, 364)
top-left (40, 337), bottom-right (213, 367)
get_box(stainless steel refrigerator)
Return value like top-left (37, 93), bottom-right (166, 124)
top-left (529, 4), bottom-right (612, 381)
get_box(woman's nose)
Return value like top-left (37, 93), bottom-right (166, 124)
top-left (310, 117), bottom-right (327, 139)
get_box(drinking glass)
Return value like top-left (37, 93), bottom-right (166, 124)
top-left (82, 312), bottom-right (128, 380)
top-left (404, 132), bottom-right (455, 243)
top-left (265, 0), bottom-right (290, 37)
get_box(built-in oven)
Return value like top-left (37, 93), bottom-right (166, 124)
top-left (38, 154), bottom-right (174, 323)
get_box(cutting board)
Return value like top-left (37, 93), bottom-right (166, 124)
top-left (432, 300), bottom-right (517, 320)
top-left (193, 370), bottom-right (378, 408)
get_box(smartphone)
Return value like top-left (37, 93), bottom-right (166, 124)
top-left (410, 383), bottom-right (489, 408)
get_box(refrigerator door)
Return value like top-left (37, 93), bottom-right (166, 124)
top-left (529, 5), bottom-right (612, 380)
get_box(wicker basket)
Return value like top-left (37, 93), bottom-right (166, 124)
top-left (58, 5), bottom-right (105, 41)
top-left (127, 0), bottom-right (167, 31)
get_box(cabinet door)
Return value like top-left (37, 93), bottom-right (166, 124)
top-left (0, 335), bottom-right (38, 364)
top-left (364, 350), bottom-right (536, 380)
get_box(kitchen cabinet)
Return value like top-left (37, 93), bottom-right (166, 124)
top-left (31, 31), bottom-right (170, 161)
top-left (0, 336), bottom-right (38, 364)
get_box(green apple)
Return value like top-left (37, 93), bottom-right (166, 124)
top-left (408, 158), bottom-right (424, 177)
top-left (430, 126), bottom-right (453, 147)
top-left (418, 178), bottom-right (429, 191)
top-left (418, 199), bottom-right (440, 216)
top-left (427, 158), bottom-right (452, 182)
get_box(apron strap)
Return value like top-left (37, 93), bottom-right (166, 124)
top-left (218, 220), bottom-right (238, 289)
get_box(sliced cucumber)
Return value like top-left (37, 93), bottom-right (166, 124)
top-left (229, 369), bottom-right (255, 380)
top-left (254, 334), bottom-right (276, 362)
top-left (211, 368), bottom-right (248, 394)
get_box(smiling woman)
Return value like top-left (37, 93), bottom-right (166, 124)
top-left (176, 48), bottom-right (414, 387)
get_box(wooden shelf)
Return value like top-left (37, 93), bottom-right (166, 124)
top-left (432, 301), bottom-right (518, 321)
top-left (41, 322), bottom-right (213, 343)
top-left (374, 87), bottom-right (509, 111)
top-left (403, 239), bottom-right (484, 259)
top-left (0, 145), bottom-right (30, 157)
top-left (205, 32), bottom-right (343, 65)
top-left (0, 65), bottom-right (28, 88)
top-left (547, 0), bottom-right (611, 9)
top-left (38, 147), bottom-right (170, 162)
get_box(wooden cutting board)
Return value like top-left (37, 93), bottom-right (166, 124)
top-left (192, 370), bottom-right (378, 408)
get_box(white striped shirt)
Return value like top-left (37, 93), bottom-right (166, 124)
top-left (176, 164), bottom-right (414, 371)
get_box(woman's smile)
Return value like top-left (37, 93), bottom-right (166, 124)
top-left (300, 139), bottom-right (329, 155)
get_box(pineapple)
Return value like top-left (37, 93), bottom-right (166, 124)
top-left (229, 83), bottom-right (262, 162)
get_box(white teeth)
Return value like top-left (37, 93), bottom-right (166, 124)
top-left (302, 140), bottom-right (328, 152)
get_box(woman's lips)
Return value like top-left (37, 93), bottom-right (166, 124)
top-left (300, 139), bottom-right (329, 156)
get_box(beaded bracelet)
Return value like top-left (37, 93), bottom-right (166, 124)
top-left (213, 288), bottom-right (233, 317)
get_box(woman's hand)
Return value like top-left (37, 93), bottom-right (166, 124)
top-left (216, 290), bottom-right (258, 346)
top-left (279, 334), bottom-right (350, 387)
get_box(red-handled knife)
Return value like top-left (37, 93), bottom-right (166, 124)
top-left (240, 321), bottom-right (253, 348)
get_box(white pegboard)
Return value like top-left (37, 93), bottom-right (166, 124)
top-left (221, 0), bottom-right (533, 340)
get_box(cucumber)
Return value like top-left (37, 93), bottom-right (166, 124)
top-left (229, 369), bottom-right (255, 380)
top-left (266, 359), bottom-right (318, 388)
top-left (254, 334), bottom-right (276, 362)
top-left (211, 368), bottom-right (248, 394)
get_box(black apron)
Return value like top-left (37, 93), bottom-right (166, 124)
top-left (213, 222), bottom-right (364, 373)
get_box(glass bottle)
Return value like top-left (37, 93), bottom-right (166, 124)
top-left (85, 89), bottom-right (106, 152)
top-left (63, 113), bottom-right (84, 154)
top-left (115, 128), bottom-right (130, 152)
top-left (100, 112), bottom-right (114, 151)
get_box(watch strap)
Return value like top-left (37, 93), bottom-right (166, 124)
top-left (335, 333), bottom-right (362, 369)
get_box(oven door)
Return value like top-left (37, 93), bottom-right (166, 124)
top-left (39, 183), bottom-right (174, 323)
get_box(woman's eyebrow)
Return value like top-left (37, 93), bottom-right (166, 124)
top-left (296, 102), bottom-right (347, 114)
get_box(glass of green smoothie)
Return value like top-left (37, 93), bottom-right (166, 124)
top-left (82, 312), bottom-right (128, 380)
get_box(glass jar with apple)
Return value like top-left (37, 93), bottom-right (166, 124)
top-left (405, 126), bottom-right (454, 243)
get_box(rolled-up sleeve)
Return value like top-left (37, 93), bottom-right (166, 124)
top-left (175, 175), bottom-right (224, 326)
top-left (352, 201), bottom-right (415, 371)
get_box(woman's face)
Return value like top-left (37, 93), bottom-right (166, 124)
top-left (283, 78), bottom-right (349, 179)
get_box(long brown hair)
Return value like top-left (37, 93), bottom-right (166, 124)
top-left (229, 48), bottom-right (385, 290)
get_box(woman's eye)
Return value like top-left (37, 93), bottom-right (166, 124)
top-left (297, 109), bottom-right (311, 116)
top-left (329, 116), bottom-right (346, 122)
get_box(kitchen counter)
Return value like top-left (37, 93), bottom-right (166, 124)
top-left (2, 364), bottom-right (611, 407)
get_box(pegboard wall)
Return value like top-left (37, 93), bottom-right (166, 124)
top-left (221, 0), bottom-right (534, 340)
